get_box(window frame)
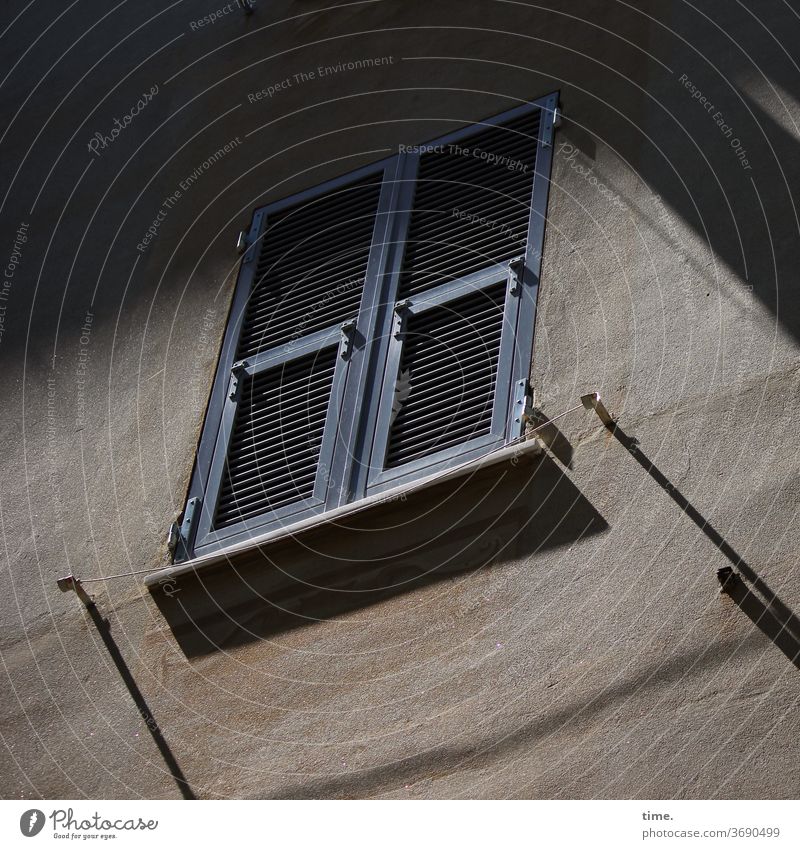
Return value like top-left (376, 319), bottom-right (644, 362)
top-left (176, 91), bottom-right (558, 563)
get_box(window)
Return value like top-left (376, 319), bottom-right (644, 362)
top-left (175, 92), bottom-right (559, 562)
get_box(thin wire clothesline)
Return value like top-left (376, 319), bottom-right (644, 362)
top-left (78, 401), bottom-right (587, 583)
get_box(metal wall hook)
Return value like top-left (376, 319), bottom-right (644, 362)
top-left (581, 392), bottom-right (616, 429)
top-left (57, 575), bottom-right (95, 609)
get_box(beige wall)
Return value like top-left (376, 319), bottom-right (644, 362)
top-left (2, 0), bottom-right (800, 798)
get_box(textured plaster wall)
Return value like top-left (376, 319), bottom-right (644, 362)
top-left (1, 0), bottom-right (799, 799)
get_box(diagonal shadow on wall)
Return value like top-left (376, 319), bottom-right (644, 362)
top-left (583, 395), bottom-right (800, 672)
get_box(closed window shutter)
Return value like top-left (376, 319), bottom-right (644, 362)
top-left (398, 110), bottom-right (540, 299)
top-left (179, 94), bottom-right (556, 560)
top-left (369, 106), bottom-right (546, 488)
top-left (191, 169), bottom-right (387, 552)
top-left (214, 347), bottom-right (339, 528)
top-left (386, 283), bottom-right (506, 467)
top-left (237, 175), bottom-right (382, 357)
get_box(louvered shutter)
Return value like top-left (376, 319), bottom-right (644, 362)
top-left (187, 164), bottom-right (392, 556)
top-left (397, 110), bottom-right (540, 300)
top-left (178, 94), bottom-right (556, 561)
top-left (213, 347), bottom-right (339, 528)
top-left (384, 283), bottom-right (507, 468)
top-left (366, 97), bottom-right (556, 493)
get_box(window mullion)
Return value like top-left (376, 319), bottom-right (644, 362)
top-left (334, 153), bottom-right (420, 504)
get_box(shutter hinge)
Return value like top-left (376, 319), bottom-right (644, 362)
top-left (513, 380), bottom-right (535, 435)
top-left (174, 497), bottom-right (201, 562)
top-left (340, 319), bottom-right (357, 359)
top-left (166, 521), bottom-right (180, 553)
top-left (393, 300), bottom-right (410, 338)
top-left (229, 361), bottom-right (248, 400)
top-left (542, 105), bottom-right (561, 147)
top-left (240, 210), bottom-right (263, 263)
top-left (508, 256), bottom-right (525, 296)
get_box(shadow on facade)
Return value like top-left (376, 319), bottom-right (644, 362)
top-left (597, 416), bottom-right (800, 671)
top-left (270, 630), bottom-right (769, 799)
top-left (85, 604), bottom-right (197, 799)
top-left (149, 451), bottom-right (607, 657)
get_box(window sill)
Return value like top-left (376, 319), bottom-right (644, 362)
top-left (145, 436), bottom-right (543, 590)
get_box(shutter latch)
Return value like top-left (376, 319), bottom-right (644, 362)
top-left (508, 256), bottom-right (525, 296)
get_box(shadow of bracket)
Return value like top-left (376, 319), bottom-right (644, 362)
top-left (582, 392), bottom-right (800, 671)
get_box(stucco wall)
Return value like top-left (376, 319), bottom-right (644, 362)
top-left (1, 0), bottom-right (799, 798)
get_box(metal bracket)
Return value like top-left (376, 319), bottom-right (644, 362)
top-left (581, 392), bottom-right (616, 429)
top-left (228, 361), bottom-right (248, 400)
top-left (57, 574), bottom-right (95, 609)
top-left (174, 497), bottom-right (201, 563)
top-left (512, 379), bottom-right (534, 435)
top-left (228, 373), bottom-right (241, 401)
top-left (393, 300), bottom-right (410, 339)
top-left (542, 104), bottom-right (561, 147)
top-left (166, 522), bottom-right (180, 553)
top-left (508, 256), bottom-right (525, 296)
top-left (340, 319), bottom-right (357, 359)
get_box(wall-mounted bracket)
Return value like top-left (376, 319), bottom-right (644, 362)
top-left (57, 574), bottom-right (95, 609)
top-left (512, 379), bottom-right (535, 435)
top-left (581, 392), bottom-right (616, 429)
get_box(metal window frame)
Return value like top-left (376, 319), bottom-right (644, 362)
top-left (176, 91), bottom-right (558, 563)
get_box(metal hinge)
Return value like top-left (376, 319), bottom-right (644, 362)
top-left (393, 299), bottom-right (410, 339)
top-left (512, 380), bottom-right (535, 435)
top-left (166, 522), bottom-right (180, 553)
top-left (340, 319), bottom-right (357, 359)
top-left (542, 104), bottom-right (561, 147)
top-left (173, 497), bottom-right (201, 563)
top-left (228, 361), bottom-right (248, 400)
top-left (508, 256), bottom-right (525, 296)
top-left (240, 211), bottom-right (263, 263)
